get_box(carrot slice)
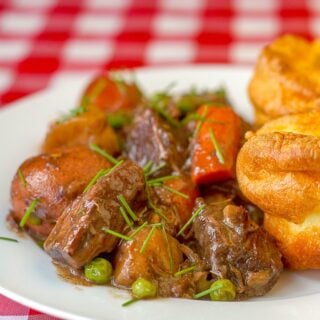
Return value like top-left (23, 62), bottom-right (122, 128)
top-left (80, 74), bottom-right (141, 113)
top-left (191, 105), bottom-right (241, 184)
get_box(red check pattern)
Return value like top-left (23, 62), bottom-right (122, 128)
top-left (0, 0), bottom-right (318, 318)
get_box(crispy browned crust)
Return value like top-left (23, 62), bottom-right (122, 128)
top-left (237, 132), bottom-right (320, 224)
top-left (264, 213), bottom-right (320, 270)
top-left (248, 34), bottom-right (320, 127)
top-left (256, 110), bottom-right (320, 137)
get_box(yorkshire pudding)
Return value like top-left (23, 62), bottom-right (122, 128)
top-left (248, 34), bottom-right (320, 127)
top-left (237, 112), bottom-right (320, 269)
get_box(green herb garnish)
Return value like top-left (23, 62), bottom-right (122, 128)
top-left (107, 112), bottom-right (130, 129)
top-left (174, 265), bottom-right (196, 277)
top-left (177, 205), bottom-right (205, 236)
top-left (102, 228), bottom-right (131, 241)
top-left (145, 163), bottom-right (166, 177)
top-left (139, 225), bottom-right (157, 253)
top-left (0, 236), bottom-right (18, 243)
top-left (149, 84), bottom-right (180, 128)
top-left (18, 169), bottom-right (27, 188)
top-left (143, 161), bottom-right (153, 175)
top-left (83, 168), bottom-right (110, 193)
top-left (209, 128), bottom-right (225, 164)
top-left (161, 185), bottom-right (189, 199)
top-left (89, 143), bottom-right (119, 165)
top-left (129, 222), bottom-right (148, 239)
top-left (119, 207), bottom-right (133, 228)
top-left (193, 105), bottom-right (208, 138)
top-left (193, 284), bottom-right (224, 299)
top-left (122, 298), bottom-right (139, 307)
top-left (57, 77), bottom-right (107, 124)
top-left (161, 223), bottom-right (173, 273)
top-left (118, 194), bottom-right (138, 222)
top-left (56, 105), bottom-right (87, 124)
top-left (19, 199), bottom-right (40, 228)
top-left (147, 175), bottom-right (177, 186)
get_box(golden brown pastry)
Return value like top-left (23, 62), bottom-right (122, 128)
top-left (248, 34), bottom-right (320, 127)
top-left (236, 112), bottom-right (320, 269)
top-left (264, 213), bottom-right (320, 270)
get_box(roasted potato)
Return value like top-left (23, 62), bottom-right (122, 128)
top-left (42, 107), bottom-right (119, 154)
top-left (10, 146), bottom-right (111, 240)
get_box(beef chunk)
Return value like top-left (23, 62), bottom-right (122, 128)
top-left (125, 108), bottom-right (186, 175)
top-left (193, 199), bottom-right (282, 299)
top-left (44, 160), bottom-right (145, 269)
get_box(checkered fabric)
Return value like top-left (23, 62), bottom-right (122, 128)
top-left (0, 0), bottom-right (318, 318)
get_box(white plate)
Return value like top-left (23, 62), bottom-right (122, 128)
top-left (0, 65), bottom-right (319, 320)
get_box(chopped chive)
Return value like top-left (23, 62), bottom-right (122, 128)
top-left (18, 169), bottom-right (27, 188)
top-left (89, 143), bottom-right (119, 165)
top-left (107, 112), bottom-right (130, 129)
top-left (177, 205), bottom-right (205, 236)
top-left (83, 168), bottom-right (110, 193)
top-left (148, 222), bottom-right (163, 227)
top-left (174, 265), bottom-right (196, 277)
top-left (193, 284), bottom-right (223, 299)
top-left (57, 78), bottom-right (107, 124)
top-left (147, 175), bottom-right (177, 185)
top-left (209, 128), bottom-right (225, 164)
top-left (161, 223), bottom-right (173, 273)
top-left (148, 198), bottom-right (168, 222)
top-left (56, 105), bottom-right (87, 124)
top-left (145, 186), bottom-right (169, 222)
top-left (119, 206), bottom-right (133, 228)
top-left (140, 225), bottom-right (157, 253)
top-left (19, 199), bottom-right (40, 228)
top-left (143, 161), bottom-right (153, 175)
top-left (122, 298), bottom-right (139, 307)
top-left (145, 163), bottom-right (166, 177)
top-left (118, 194), bottom-right (138, 222)
top-left (106, 159), bottom-right (124, 176)
top-left (161, 185), bottom-right (189, 199)
top-left (193, 105), bottom-right (209, 138)
top-left (0, 236), bottom-right (18, 243)
top-left (129, 221), bottom-right (148, 239)
top-left (102, 228), bottom-right (131, 241)
top-left (151, 104), bottom-right (180, 128)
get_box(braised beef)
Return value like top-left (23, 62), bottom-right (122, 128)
top-left (193, 199), bottom-right (282, 299)
top-left (44, 160), bottom-right (146, 269)
top-left (124, 108), bottom-right (187, 176)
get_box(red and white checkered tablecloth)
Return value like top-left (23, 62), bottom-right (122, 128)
top-left (0, 0), bottom-right (318, 318)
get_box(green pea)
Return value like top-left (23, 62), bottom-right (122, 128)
top-left (84, 258), bottom-right (113, 284)
top-left (107, 112), bottom-right (130, 129)
top-left (209, 279), bottom-right (236, 301)
top-left (132, 278), bottom-right (157, 299)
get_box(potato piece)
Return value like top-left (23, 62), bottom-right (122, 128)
top-left (10, 146), bottom-right (111, 240)
top-left (42, 107), bottom-right (119, 154)
top-left (114, 227), bottom-right (183, 287)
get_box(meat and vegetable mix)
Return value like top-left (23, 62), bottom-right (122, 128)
top-left (7, 71), bottom-right (283, 306)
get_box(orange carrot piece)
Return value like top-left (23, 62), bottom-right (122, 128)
top-left (81, 74), bottom-right (141, 113)
top-left (191, 105), bottom-right (241, 184)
